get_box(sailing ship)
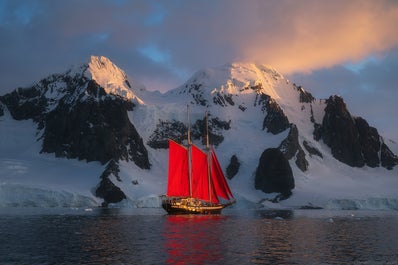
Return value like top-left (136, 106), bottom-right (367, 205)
top-left (162, 108), bottom-right (235, 214)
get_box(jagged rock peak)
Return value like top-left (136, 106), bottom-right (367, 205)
top-left (317, 95), bottom-right (398, 169)
top-left (85, 55), bottom-right (145, 104)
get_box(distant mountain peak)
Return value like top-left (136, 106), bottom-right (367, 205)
top-left (166, 61), bottom-right (291, 108)
top-left (84, 55), bottom-right (144, 104)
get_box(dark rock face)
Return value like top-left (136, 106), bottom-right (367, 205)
top-left (0, 74), bottom-right (150, 169)
top-left (313, 122), bottom-right (322, 141)
top-left (295, 149), bottom-right (308, 172)
top-left (213, 83), bottom-right (269, 108)
top-left (279, 124), bottom-right (299, 159)
top-left (278, 124), bottom-right (308, 172)
top-left (303, 140), bottom-right (323, 158)
top-left (213, 92), bottom-right (235, 107)
top-left (294, 84), bottom-right (315, 103)
top-left (262, 97), bottom-right (290, 134)
top-left (321, 95), bottom-right (364, 167)
top-left (95, 160), bottom-right (126, 206)
top-left (182, 81), bottom-right (207, 106)
top-left (192, 114), bottom-right (231, 146)
top-left (42, 91), bottom-right (149, 168)
top-left (381, 142), bottom-right (398, 170)
top-left (355, 117), bottom-right (380, 167)
top-left (255, 148), bottom-right (295, 196)
top-left (148, 114), bottom-right (231, 148)
top-left (316, 95), bottom-right (398, 169)
top-left (226, 154), bottom-right (240, 179)
top-left (0, 86), bottom-right (47, 123)
top-left (147, 120), bottom-right (187, 149)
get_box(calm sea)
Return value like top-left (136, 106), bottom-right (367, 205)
top-left (0, 208), bottom-right (397, 265)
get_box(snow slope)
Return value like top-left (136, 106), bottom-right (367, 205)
top-left (1, 58), bottom-right (397, 210)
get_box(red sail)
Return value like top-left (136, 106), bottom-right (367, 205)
top-left (167, 140), bottom-right (189, 197)
top-left (211, 147), bottom-right (234, 201)
top-left (190, 144), bottom-right (211, 202)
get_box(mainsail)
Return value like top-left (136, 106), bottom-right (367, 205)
top-left (191, 144), bottom-right (216, 202)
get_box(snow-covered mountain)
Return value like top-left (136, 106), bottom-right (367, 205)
top-left (1, 56), bottom-right (397, 210)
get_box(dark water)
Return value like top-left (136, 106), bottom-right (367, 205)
top-left (0, 208), bottom-right (397, 265)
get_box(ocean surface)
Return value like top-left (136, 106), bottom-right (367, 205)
top-left (0, 208), bottom-right (397, 265)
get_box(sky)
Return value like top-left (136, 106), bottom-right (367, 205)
top-left (1, 0), bottom-right (398, 140)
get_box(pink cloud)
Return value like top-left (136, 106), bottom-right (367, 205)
top-left (231, 0), bottom-right (398, 74)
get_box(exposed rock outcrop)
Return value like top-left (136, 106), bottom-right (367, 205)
top-left (191, 114), bottom-right (231, 146)
top-left (278, 124), bottom-right (308, 171)
top-left (355, 117), bottom-right (381, 167)
top-left (262, 97), bottom-right (290, 134)
top-left (0, 86), bottom-right (48, 123)
top-left (0, 75), bottom-right (150, 169)
top-left (226, 154), bottom-right (240, 180)
top-left (321, 95), bottom-right (364, 167)
top-left (381, 142), bottom-right (398, 170)
top-left (147, 114), bottom-right (231, 149)
top-left (147, 120), bottom-right (187, 149)
top-left (0, 102), bottom-right (4, 116)
top-left (213, 92), bottom-right (235, 107)
top-left (294, 84), bottom-right (315, 103)
top-left (316, 95), bottom-right (398, 169)
top-left (303, 140), bottom-right (323, 158)
top-left (95, 160), bottom-right (126, 206)
top-left (255, 148), bottom-right (295, 198)
top-left (42, 87), bottom-right (149, 167)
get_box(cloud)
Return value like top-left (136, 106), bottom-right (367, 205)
top-left (1, 0), bottom-right (398, 92)
top-left (154, 0), bottom-right (398, 95)
top-left (136, 0), bottom-right (398, 75)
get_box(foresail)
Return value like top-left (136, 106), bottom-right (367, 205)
top-left (211, 147), bottom-right (234, 201)
top-left (167, 140), bottom-right (189, 197)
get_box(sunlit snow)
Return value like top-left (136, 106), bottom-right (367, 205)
top-left (87, 56), bottom-right (145, 104)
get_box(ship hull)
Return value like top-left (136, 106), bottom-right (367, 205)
top-left (162, 197), bottom-right (228, 215)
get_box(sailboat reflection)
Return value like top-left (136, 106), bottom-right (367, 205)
top-left (163, 215), bottom-right (227, 265)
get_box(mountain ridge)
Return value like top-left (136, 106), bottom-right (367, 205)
top-left (0, 55), bottom-right (397, 209)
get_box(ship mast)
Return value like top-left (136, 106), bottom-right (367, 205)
top-left (187, 105), bottom-right (193, 197)
top-left (206, 110), bottom-right (213, 203)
